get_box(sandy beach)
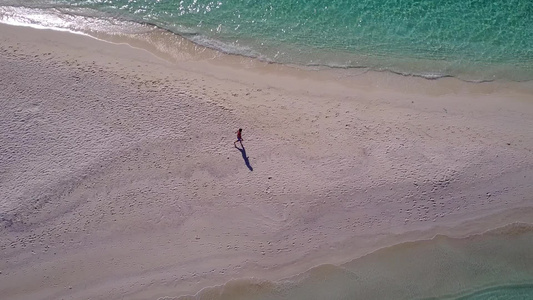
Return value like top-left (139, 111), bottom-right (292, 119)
top-left (1, 23), bottom-right (533, 299)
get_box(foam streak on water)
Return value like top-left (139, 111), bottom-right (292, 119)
top-left (0, 0), bottom-right (532, 81)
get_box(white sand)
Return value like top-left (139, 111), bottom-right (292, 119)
top-left (1, 23), bottom-right (532, 299)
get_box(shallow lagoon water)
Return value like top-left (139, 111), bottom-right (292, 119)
top-left (178, 224), bottom-right (533, 300)
top-left (0, 0), bottom-right (532, 81)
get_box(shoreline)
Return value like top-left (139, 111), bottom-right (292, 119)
top-left (1, 22), bottom-right (532, 299)
top-left (2, 6), bottom-right (533, 87)
top-left (86, 24), bottom-right (533, 98)
top-left (66, 26), bottom-right (533, 95)
top-left (1, 4), bottom-right (533, 83)
top-left (183, 220), bottom-right (533, 300)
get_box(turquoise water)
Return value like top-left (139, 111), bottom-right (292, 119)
top-left (178, 224), bottom-right (533, 300)
top-left (0, 0), bottom-right (532, 81)
top-left (458, 285), bottom-right (533, 300)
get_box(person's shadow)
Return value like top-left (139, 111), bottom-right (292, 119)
top-left (235, 144), bottom-right (253, 171)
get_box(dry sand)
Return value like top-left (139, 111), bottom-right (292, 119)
top-left (1, 23), bottom-right (532, 299)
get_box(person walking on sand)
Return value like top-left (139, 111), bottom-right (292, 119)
top-left (234, 128), bottom-right (243, 147)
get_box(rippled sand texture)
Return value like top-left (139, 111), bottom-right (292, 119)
top-left (0, 24), bottom-right (532, 300)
